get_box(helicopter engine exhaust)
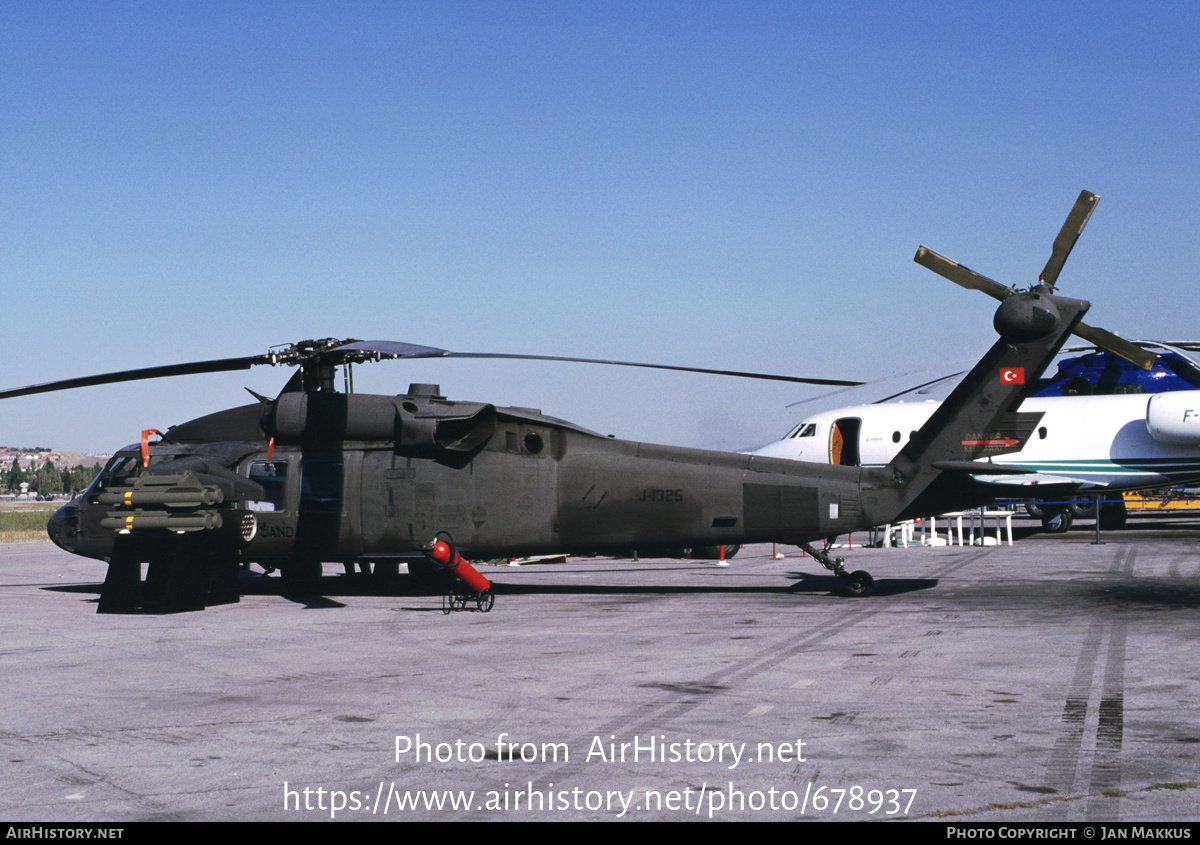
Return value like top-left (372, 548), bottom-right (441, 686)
top-left (426, 540), bottom-right (492, 596)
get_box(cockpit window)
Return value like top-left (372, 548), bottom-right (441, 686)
top-left (85, 451), bottom-right (139, 496)
top-left (789, 423), bottom-right (817, 438)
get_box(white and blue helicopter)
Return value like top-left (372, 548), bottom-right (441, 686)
top-left (755, 192), bottom-right (1200, 533)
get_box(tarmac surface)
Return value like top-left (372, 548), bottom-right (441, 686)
top-left (1, 515), bottom-right (1198, 822)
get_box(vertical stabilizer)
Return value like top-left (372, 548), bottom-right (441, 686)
top-left (864, 287), bottom-right (1090, 521)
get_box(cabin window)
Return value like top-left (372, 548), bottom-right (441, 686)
top-left (248, 461), bottom-right (288, 511)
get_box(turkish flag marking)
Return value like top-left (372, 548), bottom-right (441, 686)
top-left (1000, 367), bottom-right (1025, 385)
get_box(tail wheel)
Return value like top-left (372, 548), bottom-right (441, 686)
top-left (842, 570), bottom-right (874, 597)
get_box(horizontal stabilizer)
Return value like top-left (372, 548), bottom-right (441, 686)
top-left (930, 461), bottom-right (1036, 475)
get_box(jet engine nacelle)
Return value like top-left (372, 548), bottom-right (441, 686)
top-left (1146, 392), bottom-right (1200, 445)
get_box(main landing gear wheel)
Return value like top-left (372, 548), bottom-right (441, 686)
top-left (1099, 497), bottom-right (1128, 530)
top-left (842, 570), bottom-right (874, 597)
top-left (1041, 510), bottom-right (1073, 533)
top-left (282, 557), bottom-right (323, 595)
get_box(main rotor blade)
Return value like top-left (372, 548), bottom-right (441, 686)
top-left (0, 340), bottom-right (863, 404)
top-left (333, 341), bottom-right (864, 387)
top-left (874, 371), bottom-right (966, 403)
top-left (1072, 322), bottom-right (1156, 371)
top-left (914, 246), bottom-right (1015, 302)
top-left (1041, 190), bottom-right (1099, 290)
top-left (0, 356), bottom-right (266, 401)
top-left (328, 340), bottom-right (449, 359)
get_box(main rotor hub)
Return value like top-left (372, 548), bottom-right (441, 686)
top-left (267, 338), bottom-right (368, 367)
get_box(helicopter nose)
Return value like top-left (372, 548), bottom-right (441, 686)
top-left (47, 502), bottom-right (79, 553)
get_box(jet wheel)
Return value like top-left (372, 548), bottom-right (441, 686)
top-left (1042, 511), bottom-right (1073, 533)
top-left (842, 570), bottom-right (874, 597)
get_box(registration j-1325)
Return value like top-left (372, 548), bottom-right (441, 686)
top-left (639, 488), bottom-right (684, 502)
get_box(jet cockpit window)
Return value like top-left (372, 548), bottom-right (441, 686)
top-left (789, 423), bottom-right (817, 438)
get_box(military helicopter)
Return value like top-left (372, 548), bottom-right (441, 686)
top-left (3, 191), bottom-right (1141, 612)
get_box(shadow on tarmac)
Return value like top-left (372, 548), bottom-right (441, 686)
top-left (42, 564), bottom-right (940, 615)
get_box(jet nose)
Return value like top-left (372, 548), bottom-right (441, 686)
top-left (47, 502), bottom-right (79, 553)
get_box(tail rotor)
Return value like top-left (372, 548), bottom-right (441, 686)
top-left (914, 190), bottom-right (1154, 371)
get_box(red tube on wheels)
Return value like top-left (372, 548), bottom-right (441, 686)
top-left (428, 540), bottom-right (492, 595)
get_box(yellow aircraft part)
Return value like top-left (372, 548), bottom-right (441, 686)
top-left (1123, 492), bottom-right (1200, 511)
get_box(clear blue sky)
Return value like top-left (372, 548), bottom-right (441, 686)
top-left (2, 1), bottom-right (1197, 452)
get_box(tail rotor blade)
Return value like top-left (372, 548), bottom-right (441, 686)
top-left (1040, 190), bottom-right (1099, 290)
top-left (914, 246), bottom-right (1015, 302)
top-left (1073, 322), bottom-right (1156, 371)
top-left (914, 191), bottom-right (1150, 371)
